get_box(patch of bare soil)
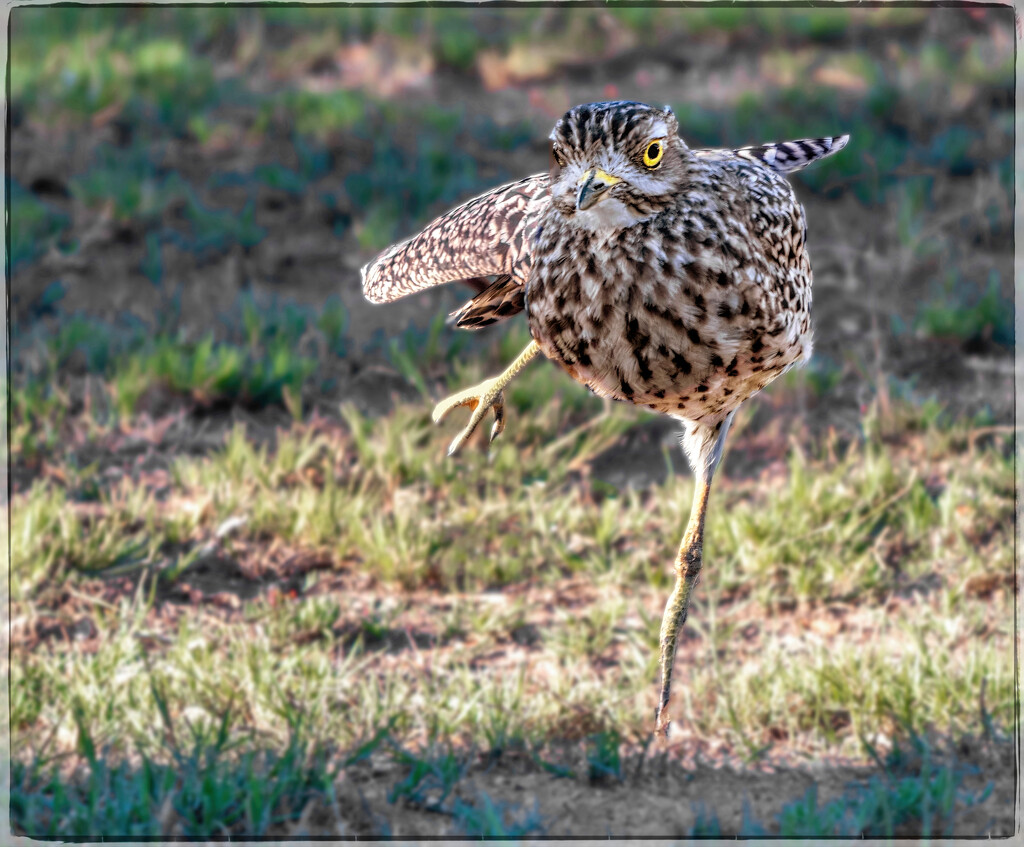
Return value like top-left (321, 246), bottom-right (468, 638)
top-left (276, 738), bottom-right (1015, 837)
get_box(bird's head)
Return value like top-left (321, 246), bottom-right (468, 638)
top-left (547, 101), bottom-right (689, 233)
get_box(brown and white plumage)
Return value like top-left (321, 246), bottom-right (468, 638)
top-left (527, 109), bottom-right (848, 426)
top-left (361, 174), bottom-right (548, 305)
top-left (361, 125), bottom-right (847, 334)
top-left (448, 274), bottom-right (524, 329)
top-left (361, 101), bottom-right (849, 736)
top-left (706, 135), bottom-right (849, 174)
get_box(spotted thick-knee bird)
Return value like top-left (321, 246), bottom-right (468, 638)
top-left (362, 100), bottom-right (848, 736)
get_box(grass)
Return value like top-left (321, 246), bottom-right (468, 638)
top-left (774, 766), bottom-right (973, 838)
top-left (11, 6), bottom-right (933, 96)
top-left (12, 16), bottom-right (219, 132)
top-left (12, 730), bottom-right (339, 837)
top-left (11, 297), bottom-right (356, 463)
top-left (10, 306), bottom-right (1014, 839)
top-left (916, 272), bottom-right (1013, 347)
top-left (10, 181), bottom-right (69, 267)
top-left (10, 716), bottom-right (1002, 837)
top-left (69, 144), bottom-right (267, 251)
top-left (11, 356), bottom-right (1014, 773)
top-left (12, 4), bottom-right (1012, 254)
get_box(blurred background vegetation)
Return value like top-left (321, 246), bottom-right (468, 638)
top-left (9, 5), bottom-right (1015, 838)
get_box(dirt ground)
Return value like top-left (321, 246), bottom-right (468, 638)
top-left (322, 744), bottom-right (1016, 838)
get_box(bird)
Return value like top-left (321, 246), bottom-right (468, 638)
top-left (362, 100), bottom-right (848, 737)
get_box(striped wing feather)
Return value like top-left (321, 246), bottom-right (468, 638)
top-left (449, 275), bottom-right (525, 329)
top-left (361, 174), bottom-right (549, 305)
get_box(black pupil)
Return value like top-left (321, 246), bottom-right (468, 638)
top-left (648, 143), bottom-right (660, 159)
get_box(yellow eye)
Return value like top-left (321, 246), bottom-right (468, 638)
top-left (643, 139), bottom-right (665, 168)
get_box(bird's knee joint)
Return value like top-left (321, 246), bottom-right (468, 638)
top-left (675, 549), bottom-right (702, 580)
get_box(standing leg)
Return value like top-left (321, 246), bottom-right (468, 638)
top-left (655, 411), bottom-right (736, 737)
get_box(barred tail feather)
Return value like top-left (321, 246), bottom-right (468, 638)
top-left (735, 135), bottom-right (850, 174)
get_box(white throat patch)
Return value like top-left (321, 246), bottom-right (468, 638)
top-left (571, 196), bottom-right (646, 234)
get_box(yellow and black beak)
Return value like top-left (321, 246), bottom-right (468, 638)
top-left (576, 168), bottom-right (622, 211)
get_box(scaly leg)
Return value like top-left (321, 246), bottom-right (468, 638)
top-left (432, 340), bottom-right (541, 456)
top-left (656, 476), bottom-right (712, 737)
top-left (655, 411), bottom-right (736, 738)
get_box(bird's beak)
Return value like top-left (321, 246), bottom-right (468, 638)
top-left (576, 168), bottom-right (622, 211)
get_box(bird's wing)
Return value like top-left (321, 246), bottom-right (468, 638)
top-left (697, 135), bottom-right (850, 175)
top-left (448, 275), bottom-right (524, 330)
top-left (361, 174), bottom-right (549, 305)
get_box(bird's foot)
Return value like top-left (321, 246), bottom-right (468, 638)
top-left (432, 340), bottom-right (542, 456)
top-left (432, 377), bottom-right (506, 456)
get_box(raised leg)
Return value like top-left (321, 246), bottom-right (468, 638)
top-left (432, 340), bottom-right (541, 456)
top-left (655, 411), bottom-right (736, 738)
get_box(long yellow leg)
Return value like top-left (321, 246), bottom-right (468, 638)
top-left (655, 475), bottom-right (712, 737)
top-left (655, 410), bottom-right (735, 738)
top-left (432, 340), bottom-right (541, 456)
